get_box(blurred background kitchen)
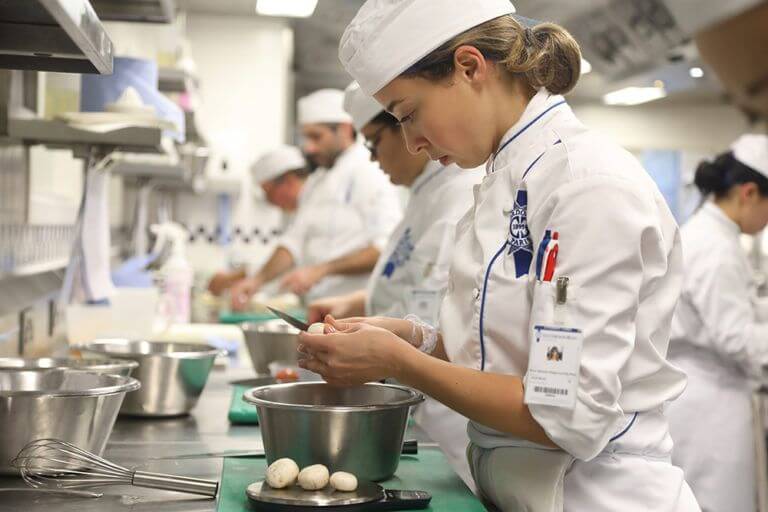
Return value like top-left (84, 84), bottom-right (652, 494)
top-left (0, 1), bottom-right (768, 510)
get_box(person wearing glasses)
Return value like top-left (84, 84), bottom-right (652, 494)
top-left (228, 89), bottom-right (402, 307)
top-left (308, 82), bottom-right (482, 488)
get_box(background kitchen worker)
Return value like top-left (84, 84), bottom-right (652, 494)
top-left (208, 144), bottom-right (308, 296)
top-left (308, 81), bottom-right (483, 488)
top-left (298, 1), bottom-right (700, 510)
top-left (667, 134), bottom-right (768, 512)
top-left (230, 89), bottom-right (402, 308)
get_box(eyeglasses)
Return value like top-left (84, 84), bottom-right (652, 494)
top-left (363, 125), bottom-right (388, 159)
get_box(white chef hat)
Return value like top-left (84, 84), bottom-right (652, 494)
top-left (297, 89), bottom-right (353, 126)
top-left (343, 81), bottom-right (383, 131)
top-left (339, 0), bottom-right (516, 95)
top-left (250, 145), bottom-right (306, 184)
top-left (731, 134), bottom-right (768, 177)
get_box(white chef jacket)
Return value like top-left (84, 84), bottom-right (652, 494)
top-left (440, 89), bottom-right (688, 460)
top-left (667, 202), bottom-right (768, 512)
top-left (438, 89), bottom-right (698, 510)
top-left (365, 159), bottom-right (482, 490)
top-left (278, 143), bottom-right (402, 302)
top-left (366, 160), bottom-right (482, 319)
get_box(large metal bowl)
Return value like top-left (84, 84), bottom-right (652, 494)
top-left (244, 382), bottom-right (424, 481)
top-left (0, 357), bottom-right (138, 377)
top-left (241, 320), bottom-right (299, 375)
top-left (0, 368), bottom-right (140, 475)
top-left (81, 339), bottom-right (220, 417)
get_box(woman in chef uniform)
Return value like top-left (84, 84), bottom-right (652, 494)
top-left (298, 1), bottom-right (700, 510)
top-left (309, 81), bottom-right (483, 488)
top-left (667, 134), bottom-right (768, 512)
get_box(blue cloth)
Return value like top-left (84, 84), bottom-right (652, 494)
top-left (81, 56), bottom-right (185, 142)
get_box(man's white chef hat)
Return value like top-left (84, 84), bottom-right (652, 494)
top-left (339, 0), bottom-right (516, 96)
top-left (297, 89), bottom-right (353, 126)
top-left (250, 145), bottom-right (306, 184)
top-left (343, 81), bottom-right (384, 131)
top-left (731, 134), bottom-right (768, 178)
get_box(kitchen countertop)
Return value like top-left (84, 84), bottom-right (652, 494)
top-left (0, 366), bottom-right (457, 512)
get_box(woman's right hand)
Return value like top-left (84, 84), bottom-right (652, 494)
top-left (329, 315), bottom-right (418, 346)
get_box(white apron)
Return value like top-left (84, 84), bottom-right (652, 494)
top-left (440, 89), bottom-right (700, 511)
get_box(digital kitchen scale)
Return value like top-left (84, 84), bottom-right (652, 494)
top-left (246, 480), bottom-right (431, 511)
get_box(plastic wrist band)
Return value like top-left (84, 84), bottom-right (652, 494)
top-left (403, 314), bottom-right (438, 355)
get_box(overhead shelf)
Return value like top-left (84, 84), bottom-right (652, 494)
top-left (0, 0), bottom-right (113, 74)
top-left (7, 118), bottom-right (165, 154)
top-left (91, 0), bottom-right (176, 24)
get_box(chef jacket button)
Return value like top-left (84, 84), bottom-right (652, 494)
top-left (473, 288), bottom-right (480, 300)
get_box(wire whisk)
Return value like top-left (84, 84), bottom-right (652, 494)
top-left (11, 439), bottom-right (219, 498)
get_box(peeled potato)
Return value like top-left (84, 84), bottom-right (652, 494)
top-left (307, 322), bottom-right (325, 334)
top-left (330, 471), bottom-right (358, 492)
top-left (265, 458), bottom-right (299, 489)
top-left (298, 464), bottom-right (330, 490)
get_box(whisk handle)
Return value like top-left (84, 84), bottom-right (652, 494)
top-left (132, 471), bottom-right (219, 497)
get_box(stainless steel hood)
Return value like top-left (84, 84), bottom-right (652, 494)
top-left (0, 0), bottom-right (113, 74)
top-left (91, 0), bottom-right (176, 24)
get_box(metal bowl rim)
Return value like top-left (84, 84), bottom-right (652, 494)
top-left (243, 382), bottom-right (425, 411)
top-left (0, 368), bottom-right (141, 397)
top-left (0, 357), bottom-right (139, 372)
top-left (81, 339), bottom-right (222, 359)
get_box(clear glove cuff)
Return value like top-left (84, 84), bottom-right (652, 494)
top-left (404, 314), bottom-right (438, 355)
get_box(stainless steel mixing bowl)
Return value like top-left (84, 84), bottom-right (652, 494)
top-left (81, 339), bottom-right (220, 417)
top-left (0, 368), bottom-right (140, 475)
top-left (0, 357), bottom-right (138, 377)
top-left (241, 320), bottom-right (299, 375)
top-left (244, 382), bottom-right (424, 481)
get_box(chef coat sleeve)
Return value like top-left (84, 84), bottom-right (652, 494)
top-left (276, 208), bottom-right (308, 263)
top-left (689, 253), bottom-right (768, 380)
top-left (526, 175), bottom-right (668, 461)
top-left (350, 169), bottom-right (403, 251)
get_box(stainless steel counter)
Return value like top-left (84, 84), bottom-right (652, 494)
top-left (0, 367), bottom-right (260, 511)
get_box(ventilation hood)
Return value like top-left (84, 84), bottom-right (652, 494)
top-left (0, 0), bottom-right (113, 74)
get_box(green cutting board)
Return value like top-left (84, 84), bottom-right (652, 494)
top-left (217, 448), bottom-right (484, 511)
top-left (228, 384), bottom-right (259, 425)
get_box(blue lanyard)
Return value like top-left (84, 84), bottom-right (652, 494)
top-left (491, 100), bottom-right (567, 173)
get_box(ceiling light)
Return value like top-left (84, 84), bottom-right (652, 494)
top-left (256, 0), bottom-right (317, 17)
top-left (689, 66), bottom-right (704, 78)
top-left (603, 85), bottom-right (667, 106)
top-left (580, 58), bottom-right (592, 75)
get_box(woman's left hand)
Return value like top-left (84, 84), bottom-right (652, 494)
top-left (297, 317), bottom-right (413, 386)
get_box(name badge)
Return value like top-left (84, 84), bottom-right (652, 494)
top-left (524, 325), bottom-right (583, 409)
top-left (406, 289), bottom-right (442, 327)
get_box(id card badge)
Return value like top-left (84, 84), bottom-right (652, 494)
top-left (406, 289), bottom-right (441, 327)
top-left (524, 325), bottom-right (583, 409)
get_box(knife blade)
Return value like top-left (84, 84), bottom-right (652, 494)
top-left (267, 306), bottom-right (311, 331)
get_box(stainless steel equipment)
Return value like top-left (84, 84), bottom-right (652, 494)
top-left (241, 320), bottom-right (299, 375)
top-left (81, 339), bottom-right (219, 417)
top-left (13, 439), bottom-right (218, 498)
top-left (0, 368), bottom-right (139, 475)
top-left (0, 0), bottom-right (113, 74)
top-left (244, 382), bottom-right (424, 481)
top-left (0, 357), bottom-right (137, 376)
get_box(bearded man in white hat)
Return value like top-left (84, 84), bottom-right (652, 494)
top-left (229, 89), bottom-right (402, 306)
